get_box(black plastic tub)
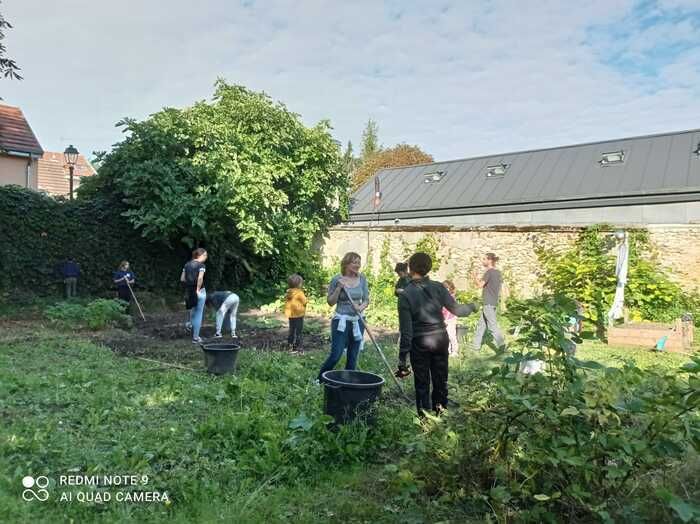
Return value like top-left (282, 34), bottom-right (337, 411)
top-left (321, 370), bottom-right (385, 425)
top-left (200, 342), bottom-right (241, 375)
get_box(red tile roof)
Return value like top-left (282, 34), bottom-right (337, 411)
top-left (37, 151), bottom-right (96, 196)
top-left (0, 104), bottom-right (43, 156)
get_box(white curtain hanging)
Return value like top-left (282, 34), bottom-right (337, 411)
top-left (607, 232), bottom-right (629, 325)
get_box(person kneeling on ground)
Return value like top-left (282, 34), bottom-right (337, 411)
top-left (285, 274), bottom-right (307, 352)
top-left (206, 290), bottom-right (240, 340)
top-left (396, 252), bottom-right (478, 417)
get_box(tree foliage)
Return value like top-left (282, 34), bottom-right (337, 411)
top-left (352, 143), bottom-right (434, 190)
top-left (360, 118), bottom-right (380, 160)
top-left (0, 2), bottom-right (22, 97)
top-left (93, 80), bottom-right (348, 280)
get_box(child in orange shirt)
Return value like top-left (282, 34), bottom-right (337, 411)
top-left (285, 274), bottom-right (308, 352)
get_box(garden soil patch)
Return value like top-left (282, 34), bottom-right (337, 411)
top-left (93, 311), bottom-right (330, 368)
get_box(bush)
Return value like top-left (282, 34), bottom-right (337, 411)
top-left (401, 295), bottom-right (700, 522)
top-left (537, 226), bottom-right (698, 328)
top-left (45, 299), bottom-right (132, 330)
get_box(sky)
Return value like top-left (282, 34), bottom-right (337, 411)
top-left (1, 0), bottom-right (700, 161)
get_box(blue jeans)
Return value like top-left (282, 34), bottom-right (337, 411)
top-left (318, 318), bottom-right (365, 380)
top-left (190, 289), bottom-right (207, 339)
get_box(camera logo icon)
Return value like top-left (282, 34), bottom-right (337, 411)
top-left (22, 476), bottom-right (50, 502)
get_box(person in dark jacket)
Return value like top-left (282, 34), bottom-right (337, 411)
top-left (397, 252), bottom-right (478, 416)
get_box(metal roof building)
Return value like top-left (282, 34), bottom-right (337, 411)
top-left (350, 129), bottom-right (700, 226)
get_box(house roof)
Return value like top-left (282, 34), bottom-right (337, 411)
top-left (0, 104), bottom-right (43, 156)
top-left (350, 128), bottom-right (700, 221)
top-left (37, 151), bottom-right (96, 196)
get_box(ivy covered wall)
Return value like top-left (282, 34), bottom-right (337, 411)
top-left (0, 186), bottom-right (188, 294)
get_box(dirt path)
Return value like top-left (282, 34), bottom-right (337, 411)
top-left (2, 308), bottom-right (400, 370)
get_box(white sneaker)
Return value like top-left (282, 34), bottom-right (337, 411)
top-left (192, 337), bottom-right (203, 344)
top-left (213, 333), bottom-right (222, 339)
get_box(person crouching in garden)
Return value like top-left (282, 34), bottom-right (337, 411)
top-left (206, 290), bottom-right (240, 340)
top-left (113, 261), bottom-right (135, 304)
top-left (396, 253), bottom-right (478, 416)
top-left (285, 274), bottom-right (307, 353)
top-left (181, 248), bottom-right (208, 344)
top-left (318, 252), bottom-right (369, 383)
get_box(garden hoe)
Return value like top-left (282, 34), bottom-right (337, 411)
top-left (341, 288), bottom-right (412, 403)
top-left (124, 278), bottom-right (146, 322)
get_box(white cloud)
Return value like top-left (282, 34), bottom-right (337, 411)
top-left (1, 0), bottom-right (699, 161)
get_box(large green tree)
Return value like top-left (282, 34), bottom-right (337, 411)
top-left (92, 80), bottom-right (348, 281)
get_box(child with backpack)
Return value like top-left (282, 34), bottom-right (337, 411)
top-left (285, 274), bottom-right (307, 352)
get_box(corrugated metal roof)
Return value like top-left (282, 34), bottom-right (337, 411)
top-left (350, 128), bottom-right (700, 220)
top-left (0, 104), bottom-right (43, 156)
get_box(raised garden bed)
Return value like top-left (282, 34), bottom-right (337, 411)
top-left (607, 318), bottom-right (694, 353)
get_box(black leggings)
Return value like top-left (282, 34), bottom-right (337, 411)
top-left (117, 287), bottom-right (131, 303)
top-left (288, 317), bottom-right (304, 349)
top-left (409, 330), bottom-right (450, 414)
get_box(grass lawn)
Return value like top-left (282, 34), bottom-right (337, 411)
top-left (1, 307), bottom-right (696, 523)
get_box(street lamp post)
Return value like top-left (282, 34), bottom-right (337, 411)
top-left (64, 145), bottom-right (79, 200)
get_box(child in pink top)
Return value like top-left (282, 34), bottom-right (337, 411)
top-left (442, 280), bottom-right (459, 356)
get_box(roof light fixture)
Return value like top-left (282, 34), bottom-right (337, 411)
top-left (486, 163), bottom-right (509, 178)
top-left (599, 150), bottom-right (625, 165)
top-left (423, 171), bottom-right (445, 183)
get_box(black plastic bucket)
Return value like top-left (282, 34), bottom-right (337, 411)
top-left (201, 342), bottom-right (241, 375)
top-left (322, 370), bottom-right (385, 425)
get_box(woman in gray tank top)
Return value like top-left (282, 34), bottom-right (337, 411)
top-left (317, 252), bottom-right (370, 381)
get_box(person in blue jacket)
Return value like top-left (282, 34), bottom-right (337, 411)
top-left (60, 258), bottom-right (81, 298)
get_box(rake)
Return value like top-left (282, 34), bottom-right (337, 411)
top-left (124, 277), bottom-right (146, 321)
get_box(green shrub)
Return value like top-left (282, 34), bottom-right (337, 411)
top-left (401, 295), bottom-right (700, 522)
top-left (537, 226), bottom-right (697, 327)
top-left (45, 299), bottom-right (132, 330)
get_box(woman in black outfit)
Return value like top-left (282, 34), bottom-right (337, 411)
top-left (397, 252), bottom-right (478, 416)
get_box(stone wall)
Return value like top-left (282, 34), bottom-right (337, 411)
top-left (318, 224), bottom-right (700, 297)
